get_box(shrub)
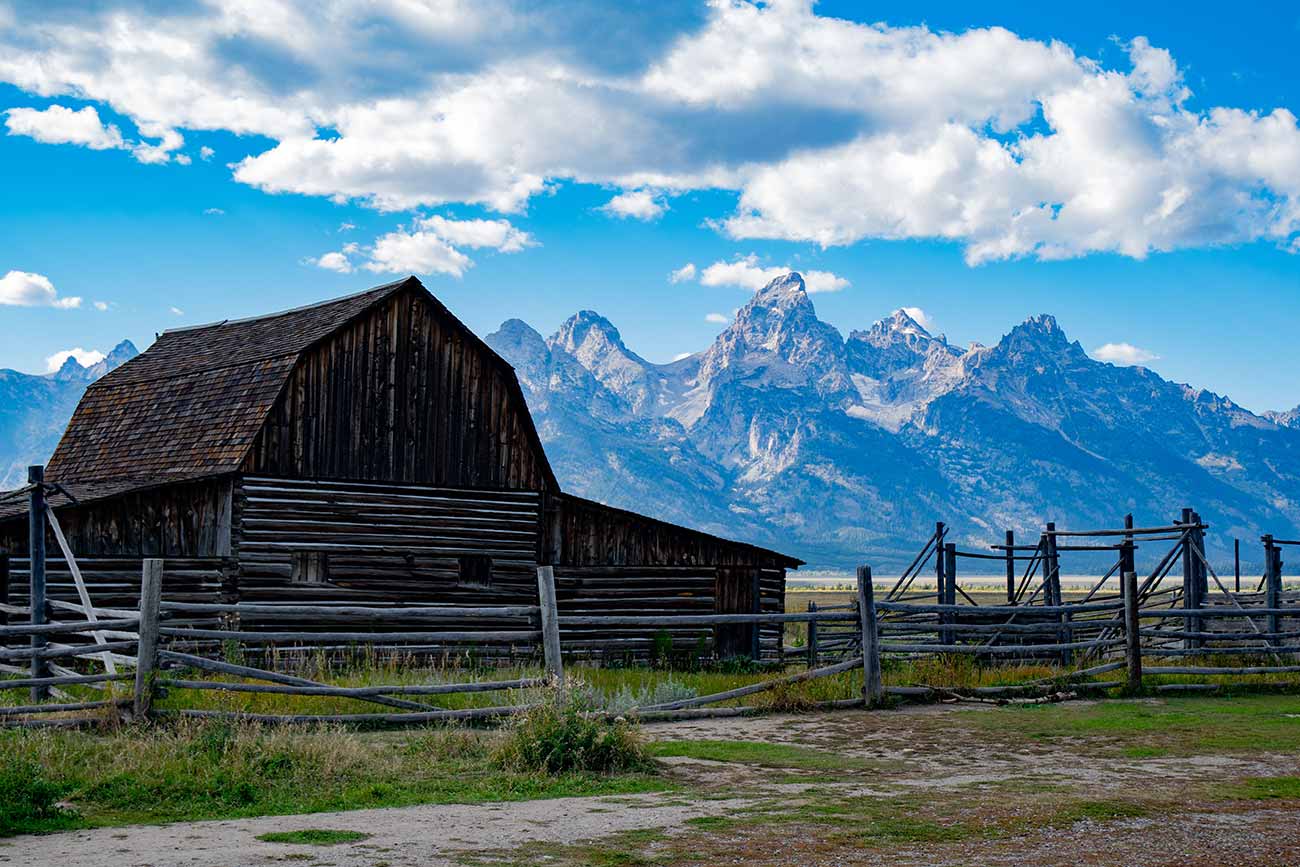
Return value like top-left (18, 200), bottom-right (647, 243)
top-left (0, 757), bottom-right (72, 835)
top-left (493, 692), bottom-right (653, 775)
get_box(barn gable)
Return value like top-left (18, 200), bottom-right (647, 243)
top-left (32, 277), bottom-right (555, 508)
top-left (243, 280), bottom-right (552, 490)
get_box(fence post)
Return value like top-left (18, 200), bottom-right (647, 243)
top-left (1122, 566), bottom-right (1142, 694)
top-left (1004, 530), bottom-right (1016, 604)
top-left (934, 521), bottom-right (946, 607)
top-left (1263, 537), bottom-right (1282, 648)
top-left (1044, 523), bottom-right (1069, 665)
top-left (942, 543), bottom-right (957, 647)
top-left (28, 465), bottom-right (48, 702)
top-left (856, 565), bottom-right (882, 708)
top-left (1180, 508), bottom-right (1201, 650)
top-left (536, 566), bottom-right (564, 687)
top-left (0, 551), bottom-right (8, 630)
top-left (1234, 538), bottom-right (1241, 595)
top-left (133, 559), bottom-right (163, 718)
top-left (806, 599), bottom-right (818, 669)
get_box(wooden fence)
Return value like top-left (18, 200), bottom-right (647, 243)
top-left (3, 508), bottom-right (1300, 727)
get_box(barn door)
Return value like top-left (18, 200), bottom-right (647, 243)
top-left (714, 566), bottom-right (760, 660)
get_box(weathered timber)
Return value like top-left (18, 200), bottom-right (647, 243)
top-left (133, 559), bottom-right (162, 717)
top-left (158, 677), bottom-right (546, 698)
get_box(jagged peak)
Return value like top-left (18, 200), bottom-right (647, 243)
top-left (489, 317), bottom-right (547, 349)
top-left (883, 307), bottom-right (929, 335)
top-left (551, 309), bottom-right (630, 354)
top-left (105, 339), bottom-right (138, 360)
top-left (755, 271), bottom-right (807, 298)
top-left (1018, 313), bottom-right (1062, 335)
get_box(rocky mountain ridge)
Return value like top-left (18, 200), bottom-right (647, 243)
top-left (487, 273), bottom-right (1300, 570)
top-left (0, 340), bottom-right (138, 488)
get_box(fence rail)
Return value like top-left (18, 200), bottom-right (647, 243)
top-left (4, 504), bottom-right (1300, 728)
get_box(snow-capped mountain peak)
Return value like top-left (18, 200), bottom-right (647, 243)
top-left (488, 281), bottom-right (1300, 570)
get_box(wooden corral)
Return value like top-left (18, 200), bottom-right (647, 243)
top-left (0, 277), bottom-right (800, 663)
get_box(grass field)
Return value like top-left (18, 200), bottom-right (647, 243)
top-left (11, 693), bottom-right (1300, 867)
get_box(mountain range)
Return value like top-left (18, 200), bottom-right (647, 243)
top-left (4, 277), bottom-right (1298, 573)
top-left (485, 273), bottom-right (1300, 571)
top-left (0, 341), bottom-right (138, 488)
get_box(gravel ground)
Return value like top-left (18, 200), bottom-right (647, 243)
top-left (9, 702), bottom-right (1300, 866)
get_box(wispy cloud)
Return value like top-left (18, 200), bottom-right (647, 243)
top-left (704, 312), bottom-right (729, 324)
top-left (669, 263), bottom-right (696, 284)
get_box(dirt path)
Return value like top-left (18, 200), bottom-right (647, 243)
top-left (11, 701), bottom-right (1300, 866)
top-left (2, 791), bottom-right (753, 867)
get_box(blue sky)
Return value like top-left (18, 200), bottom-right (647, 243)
top-left (1, 1), bottom-right (1298, 412)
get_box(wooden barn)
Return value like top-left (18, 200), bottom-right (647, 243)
top-left (0, 277), bottom-right (799, 661)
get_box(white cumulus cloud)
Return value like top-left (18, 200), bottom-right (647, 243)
top-left (312, 251), bottom-right (354, 273)
top-left (698, 255), bottom-right (849, 294)
top-left (669, 263), bottom-right (696, 283)
top-left (0, 5), bottom-right (1297, 261)
top-left (311, 215), bottom-right (535, 278)
top-left (45, 347), bottom-right (105, 372)
top-left (1092, 342), bottom-right (1161, 366)
top-left (704, 312), bottom-right (730, 324)
top-left (5, 104), bottom-right (185, 164)
top-left (600, 189), bottom-right (666, 221)
top-left (0, 270), bottom-right (81, 308)
top-left (4, 104), bottom-right (123, 150)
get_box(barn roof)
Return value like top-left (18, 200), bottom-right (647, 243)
top-left (23, 277), bottom-right (557, 506)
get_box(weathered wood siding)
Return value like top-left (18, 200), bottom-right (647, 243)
top-left (546, 493), bottom-right (794, 570)
top-left (0, 477), bottom-right (232, 559)
top-left (233, 476), bottom-right (541, 606)
top-left (243, 286), bottom-right (548, 490)
top-left (547, 494), bottom-right (789, 660)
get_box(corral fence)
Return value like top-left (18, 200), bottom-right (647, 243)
top-left (3, 499), bottom-right (1300, 727)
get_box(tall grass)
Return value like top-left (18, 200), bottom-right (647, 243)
top-left (0, 716), bottom-right (666, 834)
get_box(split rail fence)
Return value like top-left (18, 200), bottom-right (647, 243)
top-left (3, 507), bottom-right (1300, 727)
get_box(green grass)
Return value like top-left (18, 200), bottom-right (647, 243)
top-left (1221, 776), bottom-right (1300, 800)
top-left (256, 829), bottom-right (371, 845)
top-left (0, 718), bottom-right (668, 836)
top-left (959, 694), bottom-right (1300, 756)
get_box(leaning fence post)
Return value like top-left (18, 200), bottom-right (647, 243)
top-left (28, 465), bottom-right (48, 702)
top-left (856, 565), bottom-right (883, 708)
top-left (133, 559), bottom-right (164, 718)
top-left (536, 566), bottom-right (564, 687)
top-left (1122, 566), bottom-right (1142, 694)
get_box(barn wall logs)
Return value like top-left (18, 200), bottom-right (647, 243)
top-left (242, 287), bottom-right (547, 490)
top-left (228, 476), bottom-right (542, 657)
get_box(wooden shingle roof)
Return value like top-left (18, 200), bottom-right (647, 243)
top-left (24, 276), bottom-right (553, 512)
